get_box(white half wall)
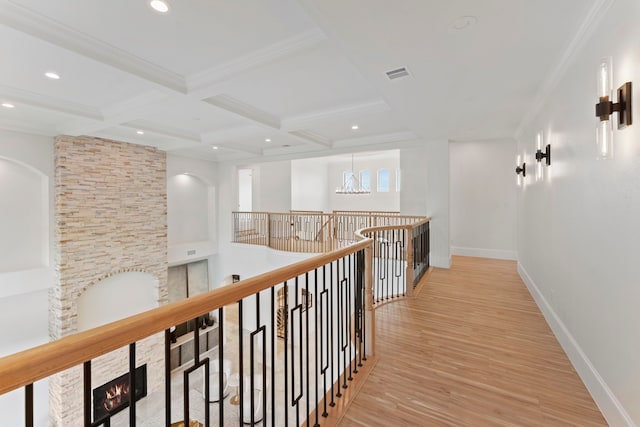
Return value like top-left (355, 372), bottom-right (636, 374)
top-left (450, 139), bottom-right (517, 260)
top-left (516, 0), bottom-right (640, 424)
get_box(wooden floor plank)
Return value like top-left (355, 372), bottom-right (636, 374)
top-left (339, 256), bottom-right (607, 427)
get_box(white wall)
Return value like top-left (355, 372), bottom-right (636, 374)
top-left (251, 160), bottom-right (292, 212)
top-left (166, 155), bottom-right (217, 266)
top-left (400, 143), bottom-right (450, 268)
top-left (516, 0), bottom-right (640, 424)
top-left (450, 140), bottom-right (517, 260)
top-left (291, 157), bottom-right (330, 211)
top-left (0, 130), bottom-right (53, 427)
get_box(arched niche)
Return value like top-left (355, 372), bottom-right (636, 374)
top-left (167, 173), bottom-right (212, 245)
top-left (76, 272), bottom-right (158, 332)
top-left (0, 156), bottom-right (49, 272)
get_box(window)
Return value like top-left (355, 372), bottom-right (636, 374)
top-left (396, 168), bottom-right (401, 192)
top-left (359, 170), bottom-right (371, 191)
top-left (377, 169), bottom-right (390, 192)
top-left (343, 171), bottom-right (354, 187)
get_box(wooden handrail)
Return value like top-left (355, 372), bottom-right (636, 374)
top-left (0, 239), bottom-right (371, 396)
top-left (354, 216), bottom-right (431, 239)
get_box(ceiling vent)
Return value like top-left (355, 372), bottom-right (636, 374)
top-left (385, 67), bottom-right (410, 80)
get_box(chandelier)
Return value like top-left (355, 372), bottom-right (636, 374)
top-left (335, 154), bottom-right (370, 195)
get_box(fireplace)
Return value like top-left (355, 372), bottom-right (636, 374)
top-left (92, 364), bottom-right (147, 423)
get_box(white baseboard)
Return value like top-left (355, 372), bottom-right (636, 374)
top-left (517, 263), bottom-right (636, 427)
top-left (451, 246), bottom-right (517, 260)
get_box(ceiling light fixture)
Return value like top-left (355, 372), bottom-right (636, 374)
top-left (212, 146), bottom-right (219, 150)
top-left (595, 56), bottom-right (632, 159)
top-left (351, 125), bottom-right (359, 130)
top-left (45, 71), bottom-right (60, 80)
top-left (2, 103), bottom-right (15, 108)
top-left (149, 0), bottom-right (170, 13)
top-left (265, 138), bottom-right (271, 142)
top-left (336, 154), bottom-right (370, 195)
top-left (136, 130), bottom-right (145, 135)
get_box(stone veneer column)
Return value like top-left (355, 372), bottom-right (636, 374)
top-left (50, 136), bottom-right (167, 426)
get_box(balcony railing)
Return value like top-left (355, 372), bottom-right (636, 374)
top-left (232, 211), bottom-right (430, 306)
top-left (0, 241), bottom-right (375, 427)
top-left (232, 211), bottom-right (427, 253)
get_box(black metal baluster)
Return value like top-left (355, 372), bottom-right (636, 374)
top-left (320, 265), bottom-right (329, 418)
top-left (84, 361), bottom-right (91, 427)
top-left (305, 272), bottom-right (310, 425)
top-left (348, 254), bottom-right (354, 380)
top-left (283, 281), bottom-right (289, 427)
top-left (329, 261), bottom-right (335, 407)
top-left (25, 383), bottom-right (33, 427)
top-left (314, 268), bottom-right (320, 427)
top-left (271, 288), bottom-right (276, 427)
top-left (218, 308), bottom-right (224, 427)
top-left (292, 277), bottom-right (302, 427)
top-left (336, 260), bottom-right (343, 399)
top-left (129, 343), bottom-right (137, 426)
top-left (238, 301), bottom-right (244, 427)
top-left (165, 329), bottom-right (171, 427)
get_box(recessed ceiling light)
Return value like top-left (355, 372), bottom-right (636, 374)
top-left (149, 0), bottom-right (170, 13)
top-left (351, 125), bottom-right (359, 130)
top-left (45, 71), bottom-right (60, 80)
top-left (212, 146), bottom-right (219, 150)
top-left (265, 138), bottom-right (271, 142)
top-left (2, 103), bottom-right (15, 108)
top-left (136, 130), bottom-right (145, 135)
top-left (450, 16), bottom-right (478, 31)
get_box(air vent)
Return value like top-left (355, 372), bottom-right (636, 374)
top-left (385, 67), bottom-right (410, 80)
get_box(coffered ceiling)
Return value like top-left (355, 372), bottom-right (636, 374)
top-left (0, 0), bottom-right (598, 162)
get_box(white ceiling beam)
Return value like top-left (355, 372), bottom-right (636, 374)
top-left (204, 95), bottom-right (281, 129)
top-left (0, 84), bottom-right (102, 120)
top-left (287, 130), bottom-right (332, 148)
top-left (0, 0), bottom-right (186, 93)
top-left (332, 131), bottom-right (420, 148)
top-left (281, 99), bottom-right (390, 131)
top-left (186, 29), bottom-right (327, 98)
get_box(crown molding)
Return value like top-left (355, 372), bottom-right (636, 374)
top-left (515, 0), bottom-right (616, 138)
top-left (186, 29), bottom-right (327, 97)
top-left (204, 95), bottom-right (280, 129)
top-left (0, 0), bottom-right (186, 93)
top-left (281, 99), bottom-right (390, 131)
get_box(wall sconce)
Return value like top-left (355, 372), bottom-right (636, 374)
top-left (535, 132), bottom-right (551, 181)
top-left (515, 155), bottom-right (526, 186)
top-left (595, 57), bottom-right (632, 159)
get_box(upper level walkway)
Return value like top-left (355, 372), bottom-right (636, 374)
top-left (338, 256), bottom-right (606, 426)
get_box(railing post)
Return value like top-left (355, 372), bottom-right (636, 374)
top-left (405, 226), bottom-right (414, 297)
top-left (364, 243), bottom-right (375, 357)
top-left (266, 212), bottom-right (271, 248)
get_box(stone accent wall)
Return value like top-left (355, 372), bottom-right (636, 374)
top-left (50, 136), bottom-right (167, 427)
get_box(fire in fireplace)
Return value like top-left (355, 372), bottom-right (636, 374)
top-left (93, 364), bottom-right (147, 423)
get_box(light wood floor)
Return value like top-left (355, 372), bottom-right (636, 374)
top-left (339, 256), bottom-right (607, 427)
